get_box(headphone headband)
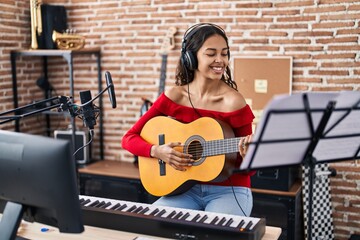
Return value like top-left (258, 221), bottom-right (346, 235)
top-left (182, 23), bottom-right (226, 48)
top-left (180, 23), bottom-right (229, 71)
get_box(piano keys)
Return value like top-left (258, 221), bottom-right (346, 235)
top-left (80, 195), bottom-right (266, 240)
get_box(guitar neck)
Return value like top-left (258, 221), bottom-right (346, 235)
top-left (158, 54), bottom-right (167, 96)
top-left (203, 137), bottom-right (242, 157)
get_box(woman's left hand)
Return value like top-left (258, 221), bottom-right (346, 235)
top-left (239, 135), bottom-right (252, 159)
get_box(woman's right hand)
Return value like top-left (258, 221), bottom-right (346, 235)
top-left (151, 142), bottom-right (193, 171)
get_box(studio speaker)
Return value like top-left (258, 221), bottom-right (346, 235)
top-left (54, 129), bottom-right (90, 165)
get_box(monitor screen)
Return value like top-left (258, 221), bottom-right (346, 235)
top-left (0, 130), bottom-right (84, 238)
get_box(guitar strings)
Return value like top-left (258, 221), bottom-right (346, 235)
top-left (181, 138), bottom-right (242, 154)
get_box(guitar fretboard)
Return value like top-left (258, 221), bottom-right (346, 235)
top-left (204, 137), bottom-right (242, 157)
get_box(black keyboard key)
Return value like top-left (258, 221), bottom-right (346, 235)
top-left (179, 212), bottom-right (190, 220)
top-left (89, 200), bottom-right (100, 207)
top-left (139, 207), bottom-right (150, 214)
top-left (173, 211), bottom-right (183, 219)
top-left (94, 201), bottom-right (106, 208)
top-left (191, 214), bottom-right (201, 222)
top-left (198, 215), bottom-right (208, 223)
top-left (244, 221), bottom-right (253, 230)
top-left (216, 217), bottom-right (227, 226)
top-left (156, 209), bottom-right (166, 217)
top-left (237, 220), bottom-right (245, 229)
top-left (225, 218), bottom-right (234, 227)
top-left (109, 203), bottom-right (121, 210)
top-left (149, 208), bottom-right (160, 216)
top-left (210, 216), bottom-right (219, 225)
top-left (80, 199), bottom-right (90, 206)
top-left (100, 202), bottom-right (112, 209)
top-left (126, 205), bottom-right (137, 212)
top-left (133, 206), bottom-right (144, 213)
top-left (166, 210), bottom-right (177, 219)
top-left (116, 204), bottom-right (128, 211)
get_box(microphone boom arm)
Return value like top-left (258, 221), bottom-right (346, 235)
top-left (1, 71), bottom-right (116, 125)
top-left (0, 96), bottom-right (71, 125)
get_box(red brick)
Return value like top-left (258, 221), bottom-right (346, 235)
top-left (1, 3), bottom-right (360, 240)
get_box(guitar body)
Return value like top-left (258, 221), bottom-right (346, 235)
top-left (138, 116), bottom-right (238, 197)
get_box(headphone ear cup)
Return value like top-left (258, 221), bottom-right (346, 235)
top-left (184, 50), bottom-right (197, 71)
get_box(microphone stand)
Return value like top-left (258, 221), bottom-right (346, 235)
top-left (0, 81), bottom-right (115, 158)
top-left (0, 96), bottom-right (75, 124)
top-left (0, 96), bottom-right (79, 159)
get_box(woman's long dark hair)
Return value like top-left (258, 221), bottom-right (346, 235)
top-left (175, 24), bottom-right (238, 91)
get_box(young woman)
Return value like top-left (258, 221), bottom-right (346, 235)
top-left (122, 23), bottom-right (254, 216)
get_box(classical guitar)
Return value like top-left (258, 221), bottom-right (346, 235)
top-left (139, 27), bottom-right (177, 116)
top-left (138, 116), bottom-right (242, 197)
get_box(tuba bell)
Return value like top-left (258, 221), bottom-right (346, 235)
top-left (52, 30), bottom-right (86, 50)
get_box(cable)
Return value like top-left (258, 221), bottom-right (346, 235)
top-left (228, 178), bottom-right (247, 217)
top-left (185, 68), bottom-right (203, 118)
top-left (187, 84), bottom-right (203, 118)
top-left (73, 129), bottom-right (94, 157)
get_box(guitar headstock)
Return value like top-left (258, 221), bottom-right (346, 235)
top-left (160, 27), bottom-right (177, 55)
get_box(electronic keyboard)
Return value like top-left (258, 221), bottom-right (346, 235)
top-left (80, 195), bottom-right (266, 240)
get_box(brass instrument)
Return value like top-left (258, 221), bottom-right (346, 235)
top-left (52, 30), bottom-right (86, 50)
top-left (30, 0), bottom-right (85, 50)
top-left (30, 0), bottom-right (42, 49)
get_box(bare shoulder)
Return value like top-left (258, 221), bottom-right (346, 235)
top-left (164, 86), bottom-right (187, 104)
top-left (223, 87), bottom-right (247, 111)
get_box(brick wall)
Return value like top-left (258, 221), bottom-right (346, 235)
top-left (0, 0), bottom-right (359, 238)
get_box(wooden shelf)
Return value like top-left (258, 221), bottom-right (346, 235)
top-left (79, 160), bottom-right (140, 180)
top-left (252, 180), bottom-right (302, 197)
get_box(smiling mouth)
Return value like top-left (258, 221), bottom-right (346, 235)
top-left (210, 66), bottom-right (224, 73)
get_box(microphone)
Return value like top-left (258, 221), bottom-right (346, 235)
top-left (79, 90), bottom-right (96, 130)
top-left (105, 71), bottom-right (117, 109)
top-left (58, 71), bottom-right (115, 130)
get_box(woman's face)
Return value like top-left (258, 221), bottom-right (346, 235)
top-left (196, 34), bottom-right (229, 81)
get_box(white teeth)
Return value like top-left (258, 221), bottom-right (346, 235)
top-left (212, 67), bottom-right (222, 71)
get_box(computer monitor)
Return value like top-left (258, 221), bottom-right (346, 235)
top-left (0, 130), bottom-right (84, 239)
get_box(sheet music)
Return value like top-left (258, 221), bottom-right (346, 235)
top-left (239, 92), bottom-right (358, 170)
top-left (324, 91), bottom-right (360, 136)
top-left (313, 136), bottom-right (360, 161)
top-left (314, 91), bottom-right (360, 161)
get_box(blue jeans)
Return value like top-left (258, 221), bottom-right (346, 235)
top-left (152, 184), bottom-right (253, 217)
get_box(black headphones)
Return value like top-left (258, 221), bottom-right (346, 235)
top-left (181, 23), bottom-right (229, 71)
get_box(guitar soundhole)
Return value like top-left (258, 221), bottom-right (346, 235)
top-left (188, 140), bottom-right (203, 161)
top-left (184, 135), bottom-right (205, 166)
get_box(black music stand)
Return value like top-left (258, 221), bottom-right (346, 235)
top-left (237, 91), bottom-right (360, 240)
